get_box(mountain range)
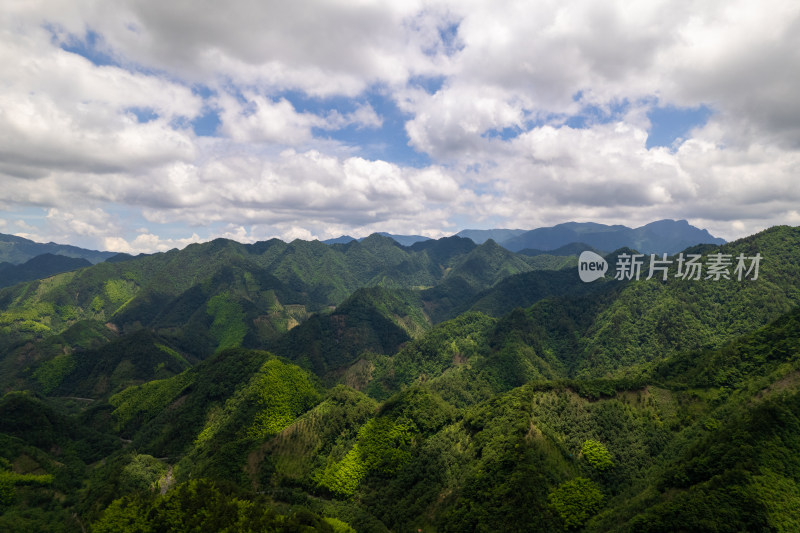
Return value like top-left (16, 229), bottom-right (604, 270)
top-left (2, 223), bottom-right (797, 532)
top-left (464, 219), bottom-right (726, 253)
top-left (322, 232), bottom-right (432, 246)
top-left (325, 219), bottom-right (726, 254)
top-left (0, 219), bottom-right (722, 271)
top-left (0, 232), bottom-right (116, 265)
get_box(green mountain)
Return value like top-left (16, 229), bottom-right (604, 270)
top-left (0, 390), bottom-right (121, 530)
top-left (459, 226), bottom-right (800, 380)
top-left (0, 233), bottom-right (531, 360)
top-left (445, 239), bottom-right (533, 288)
top-left (0, 233), bottom-right (116, 265)
top-left (583, 304), bottom-right (800, 531)
top-left (0, 253), bottom-right (91, 289)
top-left (420, 239), bottom-right (535, 322)
top-left (1, 319), bottom-right (119, 394)
top-left (0, 224), bottom-right (799, 532)
top-left (270, 287), bottom-right (430, 378)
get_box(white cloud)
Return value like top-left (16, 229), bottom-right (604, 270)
top-left (104, 232), bottom-right (203, 255)
top-left (325, 103), bottom-right (384, 130)
top-left (128, 149), bottom-right (467, 232)
top-left (400, 0), bottom-right (800, 158)
top-left (45, 207), bottom-right (120, 238)
top-left (1, 0), bottom-right (799, 252)
top-left (402, 83), bottom-right (525, 162)
top-left (662, 1), bottom-right (800, 146)
top-left (218, 93), bottom-right (322, 145)
top-left (23, 0), bottom-right (447, 96)
top-left (216, 93), bottom-right (382, 145)
top-left (0, 20), bottom-right (199, 180)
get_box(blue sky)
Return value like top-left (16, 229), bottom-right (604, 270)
top-left (1, 1), bottom-right (799, 253)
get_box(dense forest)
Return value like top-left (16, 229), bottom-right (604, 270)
top-left (1, 226), bottom-right (799, 531)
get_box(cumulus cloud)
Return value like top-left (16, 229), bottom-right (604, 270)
top-left (217, 92), bottom-right (382, 145)
top-left (133, 150), bottom-right (466, 232)
top-left (22, 0), bottom-right (447, 96)
top-left (402, 0), bottom-right (800, 152)
top-left (104, 232), bottom-right (203, 255)
top-left (2, 0), bottom-right (799, 251)
top-left (218, 93), bottom-right (324, 145)
top-left (0, 19), bottom-right (199, 181)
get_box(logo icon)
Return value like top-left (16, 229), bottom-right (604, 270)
top-left (578, 251), bottom-right (608, 282)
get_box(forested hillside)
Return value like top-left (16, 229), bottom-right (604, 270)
top-left (0, 254), bottom-right (92, 289)
top-left (1, 226), bottom-right (798, 531)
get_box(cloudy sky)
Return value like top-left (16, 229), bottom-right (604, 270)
top-left (2, 0), bottom-right (799, 253)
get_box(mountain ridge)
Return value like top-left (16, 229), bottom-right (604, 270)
top-left (321, 219), bottom-right (724, 254)
top-left (2, 219), bottom-right (724, 267)
top-left (500, 219), bottom-right (725, 253)
top-left (0, 253), bottom-right (92, 288)
top-left (1, 224), bottom-right (797, 532)
top-left (0, 232), bottom-right (116, 265)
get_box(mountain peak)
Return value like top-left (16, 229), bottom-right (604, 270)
top-left (359, 233), bottom-right (403, 247)
top-left (499, 220), bottom-right (725, 254)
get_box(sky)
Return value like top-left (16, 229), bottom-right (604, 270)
top-left (1, 0), bottom-right (799, 254)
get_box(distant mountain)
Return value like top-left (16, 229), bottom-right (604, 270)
top-left (517, 242), bottom-right (605, 257)
top-left (500, 219), bottom-right (725, 253)
top-left (408, 235), bottom-right (477, 265)
top-left (375, 232), bottom-right (431, 246)
top-left (325, 221), bottom-right (723, 252)
top-left (455, 228), bottom-right (526, 244)
top-left (323, 232), bottom-right (431, 246)
top-left (0, 253), bottom-right (91, 288)
top-left (322, 235), bottom-right (357, 244)
top-left (105, 252), bottom-right (153, 263)
top-left (0, 233), bottom-right (116, 265)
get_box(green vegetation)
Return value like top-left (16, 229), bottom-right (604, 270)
top-left (110, 371), bottom-right (194, 432)
top-left (207, 291), bottom-right (247, 351)
top-left (105, 279), bottom-right (136, 306)
top-left (0, 253), bottom-right (92, 289)
top-left (272, 286), bottom-right (430, 377)
top-left (316, 444), bottom-right (369, 497)
top-left (581, 439), bottom-right (614, 471)
top-left (0, 226), bottom-right (798, 530)
top-left (38, 329), bottom-right (193, 398)
top-left (32, 353), bottom-right (76, 394)
top-left (92, 478), bottom-right (344, 532)
top-left (549, 477), bottom-right (605, 529)
top-left (182, 357), bottom-right (321, 483)
top-left (118, 454), bottom-right (167, 493)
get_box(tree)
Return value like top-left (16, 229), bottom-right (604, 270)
top-left (548, 477), bottom-right (604, 529)
top-left (581, 439), bottom-right (614, 471)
